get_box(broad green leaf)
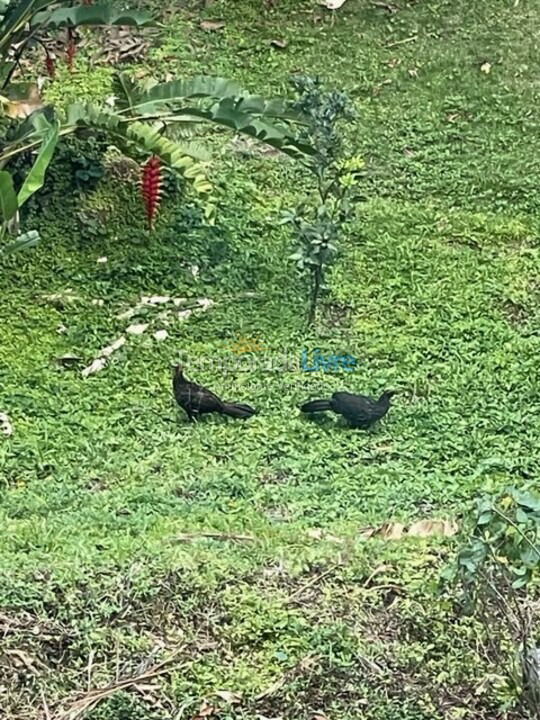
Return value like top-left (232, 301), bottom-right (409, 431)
top-left (113, 73), bottom-right (142, 112)
top-left (31, 4), bottom-right (154, 28)
top-left (1, 229), bottom-right (39, 255)
top-left (136, 77), bottom-right (245, 109)
top-left (513, 489), bottom-right (540, 512)
top-left (17, 120), bottom-right (59, 206)
top-left (0, 170), bottom-right (18, 222)
top-left (511, 574), bottom-right (529, 589)
top-left (0, 0), bottom-right (58, 54)
top-left (520, 546), bottom-right (540, 568)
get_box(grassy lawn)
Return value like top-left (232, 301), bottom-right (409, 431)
top-left (1, 0), bottom-right (539, 717)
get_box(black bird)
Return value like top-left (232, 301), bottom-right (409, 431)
top-left (300, 390), bottom-right (396, 428)
top-left (172, 364), bottom-right (256, 422)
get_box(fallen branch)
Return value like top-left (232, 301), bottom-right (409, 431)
top-left (173, 531), bottom-right (255, 543)
top-left (256, 655), bottom-right (317, 700)
top-left (386, 34), bottom-right (417, 48)
top-left (53, 652), bottom-right (182, 720)
top-left (287, 565), bottom-right (338, 603)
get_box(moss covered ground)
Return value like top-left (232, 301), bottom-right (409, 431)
top-left (2, 1), bottom-right (540, 717)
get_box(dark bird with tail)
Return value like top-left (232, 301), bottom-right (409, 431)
top-left (172, 364), bottom-right (257, 422)
top-left (300, 390), bottom-right (397, 429)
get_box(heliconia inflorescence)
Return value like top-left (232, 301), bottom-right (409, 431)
top-left (45, 52), bottom-right (56, 78)
top-left (141, 155), bottom-right (163, 230)
top-left (66, 27), bottom-right (77, 71)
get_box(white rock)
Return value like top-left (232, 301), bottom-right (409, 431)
top-left (117, 307), bottom-right (138, 320)
top-left (197, 298), bottom-right (214, 311)
top-left (126, 323), bottom-right (149, 336)
top-left (100, 336), bottom-right (126, 357)
top-left (0, 413), bottom-right (13, 436)
top-left (320, 0), bottom-right (347, 7)
top-left (82, 358), bottom-right (107, 378)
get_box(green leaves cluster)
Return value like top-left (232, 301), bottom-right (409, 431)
top-left (454, 487), bottom-right (540, 592)
top-left (0, 112), bottom-right (58, 254)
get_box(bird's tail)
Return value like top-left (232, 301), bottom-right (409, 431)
top-left (300, 399), bottom-right (332, 413)
top-left (221, 402), bottom-right (257, 419)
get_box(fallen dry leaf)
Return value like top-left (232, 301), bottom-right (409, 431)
top-left (96, 256), bottom-right (108, 264)
top-left (178, 310), bottom-right (193, 320)
top-left (200, 20), bottom-right (225, 31)
top-left (215, 690), bottom-right (242, 704)
top-left (311, 713), bottom-right (330, 720)
top-left (5, 648), bottom-right (45, 672)
top-left (306, 528), bottom-right (344, 544)
top-left (270, 38), bottom-right (288, 49)
top-left (358, 518), bottom-right (458, 541)
top-left (0, 413), bottom-right (13, 437)
top-left (357, 526), bottom-right (377, 540)
top-left (407, 519), bottom-right (458, 538)
top-left (193, 700), bottom-right (216, 719)
top-left (126, 323), bottom-right (149, 335)
top-left (153, 329), bottom-right (168, 341)
top-left (380, 522), bottom-right (406, 540)
top-left (480, 61), bottom-right (491, 74)
top-left (4, 84), bottom-right (43, 119)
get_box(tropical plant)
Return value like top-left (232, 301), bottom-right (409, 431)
top-left (282, 76), bottom-right (362, 326)
top-left (1, 73), bottom-right (312, 252)
top-left (445, 487), bottom-right (540, 715)
top-left (0, 0), bottom-right (153, 90)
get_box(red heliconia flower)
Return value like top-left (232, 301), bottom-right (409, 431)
top-left (141, 155), bottom-right (163, 230)
top-left (66, 27), bottom-right (77, 71)
top-left (45, 53), bottom-right (56, 79)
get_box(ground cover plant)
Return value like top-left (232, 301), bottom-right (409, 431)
top-left (2, 0), bottom-right (540, 718)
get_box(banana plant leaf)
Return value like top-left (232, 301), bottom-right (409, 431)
top-left (31, 4), bottom-right (154, 28)
top-left (17, 117), bottom-right (59, 206)
top-left (0, 170), bottom-right (17, 223)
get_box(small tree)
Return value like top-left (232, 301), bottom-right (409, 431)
top-left (282, 75), bottom-right (363, 326)
top-left (445, 487), bottom-right (540, 716)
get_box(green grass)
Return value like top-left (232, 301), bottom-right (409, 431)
top-left (1, 0), bottom-right (539, 717)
